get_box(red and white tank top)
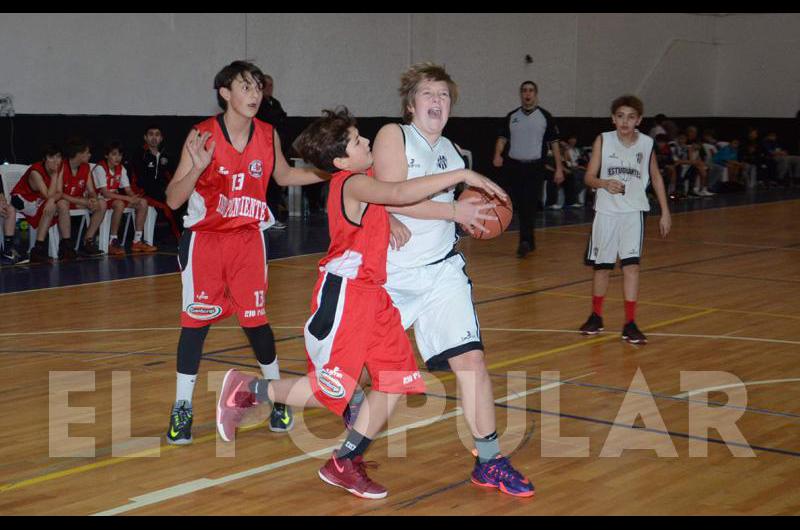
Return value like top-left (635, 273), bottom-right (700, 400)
top-left (184, 115), bottom-right (276, 232)
top-left (92, 160), bottom-right (129, 192)
top-left (12, 162), bottom-right (52, 202)
top-left (63, 161), bottom-right (91, 197)
top-left (318, 168), bottom-right (389, 286)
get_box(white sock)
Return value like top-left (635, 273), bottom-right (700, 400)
top-left (259, 358), bottom-right (281, 380)
top-left (134, 231), bottom-right (143, 243)
top-left (176, 372), bottom-right (196, 404)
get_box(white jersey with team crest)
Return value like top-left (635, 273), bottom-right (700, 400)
top-left (387, 123), bottom-right (465, 268)
top-left (595, 130), bottom-right (654, 214)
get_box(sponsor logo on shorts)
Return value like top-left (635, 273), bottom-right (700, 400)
top-left (186, 303), bottom-right (223, 320)
top-left (249, 160), bottom-right (263, 178)
top-left (196, 291), bottom-right (209, 301)
top-left (461, 330), bottom-right (475, 342)
top-left (593, 247), bottom-right (599, 257)
top-left (318, 367), bottom-right (346, 399)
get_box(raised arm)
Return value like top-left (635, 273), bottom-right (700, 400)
top-left (166, 129), bottom-right (215, 209)
top-left (271, 131), bottom-right (328, 186)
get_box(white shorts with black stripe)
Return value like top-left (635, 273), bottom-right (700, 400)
top-left (385, 252), bottom-right (483, 371)
top-left (585, 211), bottom-right (645, 270)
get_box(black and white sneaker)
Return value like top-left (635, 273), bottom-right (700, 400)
top-left (579, 312), bottom-right (604, 335)
top-left (269, 403), bottom-right (294, 432)
top-left (1, 247), bottom-right (28, 265)
top-left (622, 321), bottom-right (648, 344)
top-left (166, 401), bottom-right (194, 445)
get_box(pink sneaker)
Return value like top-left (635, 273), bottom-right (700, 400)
top-left (318, 452), bottom-right (387, 499)
top-left (216, 369), bottom-right (257, 442)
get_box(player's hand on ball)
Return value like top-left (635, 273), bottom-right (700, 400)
top-left (388, 216), bottom-right (412, 250)
top-left (455, 197), bottom-right (498, 235)
top-left (463, 171), bottom-right (509, 204)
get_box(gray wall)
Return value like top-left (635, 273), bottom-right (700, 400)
top-left (1, 13), bottom-right (798, 118)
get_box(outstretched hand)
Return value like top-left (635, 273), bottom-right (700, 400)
top-left (184, 129), bottom-right (215, 173)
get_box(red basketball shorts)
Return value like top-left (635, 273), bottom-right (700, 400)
top-left (304, 271), bottom-right (426, 416)
top-left (178, 229), bottom-right (269, 328)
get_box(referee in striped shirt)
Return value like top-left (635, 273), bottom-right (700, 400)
top-left (494, 81), bottom-right (564, 258)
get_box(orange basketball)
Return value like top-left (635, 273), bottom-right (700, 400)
top-left (457, 187), bottom-right (513, 240)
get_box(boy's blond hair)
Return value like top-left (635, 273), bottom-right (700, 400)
top-left (399, 63), bottom-right (459, 124)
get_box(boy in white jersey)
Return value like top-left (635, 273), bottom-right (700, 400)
top-left (579, 95), bottom-right (671, 344)
top-left (368, 63), bottom-right (534, 498)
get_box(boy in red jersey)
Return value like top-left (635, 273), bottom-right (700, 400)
top-left (61, 137), bottom-right (108, 258)
top-left (216, 107), bottom-right (507, 499)
top-left (10, 144), bottom-right (70, 264)
top-left (92, 141), bottom-right (153, 256)
top-left (163, 61), bottom-right (328, 445)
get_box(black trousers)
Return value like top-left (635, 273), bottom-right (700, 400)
top-left (506, 159), bottom-right (546, 247)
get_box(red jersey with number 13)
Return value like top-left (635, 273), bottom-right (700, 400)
top-left (184, 115), bottom-right (275, 232)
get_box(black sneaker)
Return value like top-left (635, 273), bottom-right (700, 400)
top-left (166, 401), bottom-right (193, 445)
top-left (269, 403), bottom-right (294, 432)
top-left (579, 312), bottom-right (604, 335)
top-left (81, 238), bottom-right (104, 257)
top-left (58, 240), bottom-right (78, 261)
top-left (516, 241), bottom-right (532, 259)
top-left (29, 244), bottom-right (50, 264)
top-left (622, 321), bottom-right (648, 344)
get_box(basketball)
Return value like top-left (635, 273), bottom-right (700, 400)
top-left (457, 187), bottom-right (513, 240)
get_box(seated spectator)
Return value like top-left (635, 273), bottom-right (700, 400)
top-left (654, 134), bottom-right (680, 199)
top-left (671, 131), bottom-right (714, 197)
top-left (130, 124), bottom-right (182, 242)
top-left (562, 135), bottom-right (587, 206)
top-left (93, 141), bottom-right (157, 255)
top-left (740, 127), bottom-right (767, 185)
top-left (761, 131), bottom-right (800, 185)
top-left (61, 137), bottom-right (106, 257)
top-left (0, 179), bottom-right (23, 264)
top-left (10, 144), bottom-right (71, 264)
top-left (711, 139), bottom-right (745, 184)
top-left (649, 114), bottom-right (668, 138)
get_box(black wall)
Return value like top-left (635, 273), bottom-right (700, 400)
top-left (2, 114), bottom-right (798, 181)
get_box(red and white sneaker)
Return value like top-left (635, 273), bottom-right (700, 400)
top-left (216, 369), bottom-right (257, 442)
top-left (318, 452), bottom-right (388, 499)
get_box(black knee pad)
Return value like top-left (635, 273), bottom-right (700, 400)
top-left (177, 326), bottom-right (210, 375)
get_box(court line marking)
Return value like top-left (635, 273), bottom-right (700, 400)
top-left (674, 379), bottom-right (800, 399)
top-left (90, 375), bottom-right (588, 516)
top-left (0, 309), bottom-right (725, 495)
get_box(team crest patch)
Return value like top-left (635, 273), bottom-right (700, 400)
top-left (318, 368), bottom-right (346, 399)
top-left (437, 155), bottom-right (448, 170)
top-left (186, 303), bottom-right (223, 320)
top-left (636, 152), bottom-right (643, 164)
top-left (249, 160), bottom-right (263, 178)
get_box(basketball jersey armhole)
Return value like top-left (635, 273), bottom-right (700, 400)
top-left (340, 174), bottom-right (367, 228)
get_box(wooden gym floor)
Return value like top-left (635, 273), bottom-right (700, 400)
top-left (1, 198), bottom-right (799, 515)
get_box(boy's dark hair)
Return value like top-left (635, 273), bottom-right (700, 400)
top-left (144, 123), bottom-right (162, 135)
top-left (64, 137), bottom-right (90, 160)
top-left (520, 80), bottom-right (538, 92)
top-left (293, 107), bottom-right (356, 173)
top-left (654, 113), bottom-right (667, 123)
top-left (105, 140), bottom-right (124, 156)
top-left (213, 60), bottom-right (266, 110)
top-left (41, 143), bottom-right (62, 160)
top-left (611, 95), bottom-right (644, 117)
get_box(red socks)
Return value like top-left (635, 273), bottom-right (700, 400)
top-left (592, 296), bottom-right (604, 316)
top-left (625, 300), bottom-right (637, 323)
